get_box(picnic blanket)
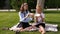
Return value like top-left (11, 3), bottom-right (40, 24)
top-left (9, 22), bottom-right (58, 32)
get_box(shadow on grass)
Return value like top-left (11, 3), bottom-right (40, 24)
top-left (57, 26), bottom-right (60, 31)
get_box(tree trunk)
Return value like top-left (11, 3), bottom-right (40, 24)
top-left (37, 0), bottom-right (45, 11)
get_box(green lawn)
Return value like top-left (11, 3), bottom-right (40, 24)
top-left (0, 12), bottom-right (60, 34)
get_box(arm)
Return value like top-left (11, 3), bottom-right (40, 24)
top-left (42, 18), bottom-right (45, 23)
top-left (41, 13), bottom-right (45, 23)
top-left (34, 16), bottom-right (36, 23)
top-left (34, 16), bottom-right (38, 23)
top-left (19, 12), bottom-right (29, 21)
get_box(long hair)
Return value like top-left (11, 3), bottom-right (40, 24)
top-left (20, 4), bottom-right (24, 12)
top-left (20, 3), bottom-right (28, 13)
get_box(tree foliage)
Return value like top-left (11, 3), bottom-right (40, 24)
top-left (0, 0), bottom-right (5, 9)
top-left (44, 0), bottom-right (60, 8)
top-left (10, 0), bottom-right (37, 11)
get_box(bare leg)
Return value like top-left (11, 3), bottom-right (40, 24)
top-left (39, 26), bottom-right (45, 34)
top-left (19, 27), bottom-right (25, 32)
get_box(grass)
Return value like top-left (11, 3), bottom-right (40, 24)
top-left (0, 11), bottom-right (60, 34)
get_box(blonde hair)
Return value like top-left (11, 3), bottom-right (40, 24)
top-left (36, 5), bottom-right (42, 13)
top-left (36, 5), bottom-right (42, 10)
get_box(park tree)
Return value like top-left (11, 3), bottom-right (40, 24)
top-left (10, 0), bottom-right (37, 12)
top-left (37, 0), bottom-right (45, 12)
top-left (10, 0), bottom-right (27, 11)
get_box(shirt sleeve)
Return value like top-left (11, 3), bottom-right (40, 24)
top-left (19, 12), bottom-right (25, 21)
top-left (19, 12), bottom-right (22, 21)
top-left (19, 12), bottom-right (30, 21)
top-left (41, 13), bottom-right (45, 18)
top-left (19, 12), bottom-right (21, 19)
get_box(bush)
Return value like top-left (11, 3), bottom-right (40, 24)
top-left (10, 0), bottom-right (27, 11)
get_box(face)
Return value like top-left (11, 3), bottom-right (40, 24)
top-left (24, 3), bottom-right (28, 11)
top-left (36, 6), bottom-right (42, 13)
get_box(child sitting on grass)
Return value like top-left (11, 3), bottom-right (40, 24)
top-left (33, 5), bottom-right (45, 34)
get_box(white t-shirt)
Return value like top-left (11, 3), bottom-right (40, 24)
top-left (35, 13), bottom-right (45, 23)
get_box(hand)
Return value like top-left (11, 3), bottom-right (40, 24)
top-left (28, 13), bottom-right (34, 18)
top-left (25, 14), bottom-right (29, 18)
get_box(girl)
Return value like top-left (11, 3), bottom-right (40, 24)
top-left (34, 5), bottom-right (45, 34)
top-left (17, 3), bottom-right (33, 31)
